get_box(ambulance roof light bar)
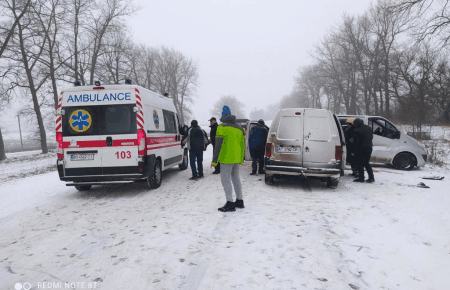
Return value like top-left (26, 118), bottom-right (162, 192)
top-left (125, 79), bottom-right (132, 84)
top-left (93, 81), bottom-right (104, 90)
top-left (74, 80), bottom-right (81, 87)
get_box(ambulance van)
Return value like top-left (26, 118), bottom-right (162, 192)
top-left (55, 84), bottom-right (188, 191)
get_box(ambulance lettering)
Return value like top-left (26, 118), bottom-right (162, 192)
top-left (67, 92), bottom-right (131, 103)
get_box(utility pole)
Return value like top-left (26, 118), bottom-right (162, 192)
top-left (18, 113), bottom-right (23, 149)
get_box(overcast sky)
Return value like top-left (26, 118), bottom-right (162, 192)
top-left (128, 0), bottom-right (374, 124)
top-left (1, 0), bottom-right (375, 138)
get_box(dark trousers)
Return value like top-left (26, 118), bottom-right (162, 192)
top-left (189, 150), bottom-right (203, 177)
top-left (212, 145), bottom-right (220, 172)
top-left (356, 147), bottom-right (374, 180)
top-left (251, 149), bottom-right (265, 173)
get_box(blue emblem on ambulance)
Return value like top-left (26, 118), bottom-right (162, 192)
top-left (69, 109), bottom-right (92, 133)
top-left (153, 109), bottom-right (160, 129)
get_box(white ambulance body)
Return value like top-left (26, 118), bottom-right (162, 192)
top-left (56, 84), bottom-right (188, 191)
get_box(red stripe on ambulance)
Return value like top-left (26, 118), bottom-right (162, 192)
top-left (62, 139), bottom-right (138, 149)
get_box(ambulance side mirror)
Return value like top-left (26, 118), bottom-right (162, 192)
top-left (180, 125), bottom-right (188, 136)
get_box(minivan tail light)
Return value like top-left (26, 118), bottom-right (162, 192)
top-left (56, 132), bottom-right (63, 159)
top-left (265, 143), bottom-right (272, 158)
top-left (138, 129), bottom-right (146, 156)
top-left (335, 145), bottom-right (342, 161)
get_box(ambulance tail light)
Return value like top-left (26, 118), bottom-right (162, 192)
top-left (56, 132), bottom-right (63, 159)
top-left (265, 143), bottom-right (272, 158)
top-left (138, 129), bottom-right (146, 156)
top-left (335, 145), bottom-right (343, 161)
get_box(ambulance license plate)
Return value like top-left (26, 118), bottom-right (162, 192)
top-left (276, 147), bottom-right (300, 153)
top-left (70, 154), bottom-right (94, 161)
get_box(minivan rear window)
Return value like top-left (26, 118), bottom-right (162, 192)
top-left (305, 116), bottom-right (331, 141)
top-left (277, 116), bottom-right (302, 140)
top-left (62, 104), bottom-right (137, 136)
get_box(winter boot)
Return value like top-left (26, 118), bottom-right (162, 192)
top-left (250, 172), bottom-right (257, 175)
top-left (218, 201), bottom-right (236, 212)
top-left (366, 178), bottom-right (375, 183)
top-left (212, 170), bottom-right (220, 174)
top-left (353, 178), bottom-right (365, 183)
top-left (235, 199), bottom-right (245, 209)
top-left (189, 175), bottom-right (198, 180)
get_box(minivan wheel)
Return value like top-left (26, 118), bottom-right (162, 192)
top-left (74, 185), bottom-right (92, 191)
top-left (147, 159), bottom-right (162, 189)
top-left (265, 173), bottom-right (274, 185)
top-left (327, 178), bottom-right (339, 188)
top-left (393, 153), bottom-right (415, 170)
top-left (179, 150), bottom-right (188, 171)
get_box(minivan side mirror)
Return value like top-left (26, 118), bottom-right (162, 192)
top-left (394, 131), bottom-right (401, 139)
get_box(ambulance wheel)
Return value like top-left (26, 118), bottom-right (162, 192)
top-left (393, 152), bottom-right (416, 170)
top-left (327, 178), bottom-right (339, 188)
top-left (147, 159), bottom-right (162, 189)
top-left (74, 185), bottom-right (92, 191)
top-left (179, 149), bottom-right (188, 170)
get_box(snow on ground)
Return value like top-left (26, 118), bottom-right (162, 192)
top-left (0, 151), bottom-right (56, 183)
top-left (0, 147), bottom-right (450, 290)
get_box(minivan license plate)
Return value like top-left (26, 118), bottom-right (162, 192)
top-left (70, 154), bottom-right (94, 161)
top-left (276, 147), bottom-right (300, 153)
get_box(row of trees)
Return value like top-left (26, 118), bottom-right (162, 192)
top-left (285, 0), bottom-right (450, 128)
top-left (0, 0), bottom-right (199, 160)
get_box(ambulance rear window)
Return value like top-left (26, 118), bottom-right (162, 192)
top-left (102, 106), bottom-right (134, 134)
top-left (62, 104), bottom-right (136, 136)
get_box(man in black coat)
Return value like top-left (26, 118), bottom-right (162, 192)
top-left (249, 119), bottom-right (268, 175)
top-left (344, 118), bottom-right (358, 177)
top-left (182, 120), bottom-right (208, 179)
top-left (352, 118), bottom-right (375, 183)
top-left (209, 117), bottom-right (220, 174)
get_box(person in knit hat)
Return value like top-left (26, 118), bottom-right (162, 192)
top-left (212, 105), bottom-right (245, 212)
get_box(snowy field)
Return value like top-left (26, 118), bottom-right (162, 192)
top-left (0, 145), bottom-right (449, 290)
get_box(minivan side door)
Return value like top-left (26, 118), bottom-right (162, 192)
top-left (368, 117), bottom-right (400, 163)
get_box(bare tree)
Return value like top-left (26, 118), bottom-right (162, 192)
top-left (0, 0), bottom-right (32, 58)
top-left (3, 0), bottom-right (60, 153)
top-left (87, 0), bottom-right (136, 85)
top-left (211, 95), bottom-right (246, 119)
top-left (393, 0), bottom-right (450, 48)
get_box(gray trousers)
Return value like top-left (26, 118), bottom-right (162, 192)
top-left (220, 163), bottom-right (243, 202)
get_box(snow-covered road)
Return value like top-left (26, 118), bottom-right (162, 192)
top-left (1, 147), bottom-right (449, 290)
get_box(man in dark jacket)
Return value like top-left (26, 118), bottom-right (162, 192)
top-left (249, 119), bottom-right (268, 175)
top-left (209, 117), bottom-right (220, 174)
top-left (352, 118), bottom-right (375, 183)
top-left (182, 120), bottom-right (208, 180)
top-left (344, 118), bottom-right (358, 177)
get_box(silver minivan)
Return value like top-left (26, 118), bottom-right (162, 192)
top-left (264, 108), bottom-right (346, 188)
top-left (337, 115), bottom-right (427, 169)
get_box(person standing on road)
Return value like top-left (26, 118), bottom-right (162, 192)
top-left (344, 118), bottom-right (358, 178)
top-left (352, 118), bottom-right (375, 183)
top-left (249, 119), bottom-right (268, 175)
top-left (209, 117), bottom-right (220, 174)
top-left (212, 105), bottom-right (245, 212)
top-left (182, 120), bottom-right (208, 180)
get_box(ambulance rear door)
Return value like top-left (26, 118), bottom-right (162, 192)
top-left (62, 88), bottom-right (139, 177)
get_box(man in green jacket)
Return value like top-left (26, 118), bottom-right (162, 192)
top-left (212, 105), bottom-right (245, 212)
